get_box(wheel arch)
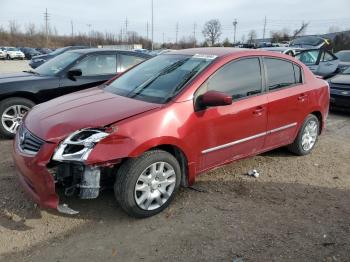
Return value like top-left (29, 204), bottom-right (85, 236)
top-left (310, 110), bottom-right (323, 134)
top-left (148, 144), bottom-right (190, 187)
top-left (0, 93), bottom-right (39, 105)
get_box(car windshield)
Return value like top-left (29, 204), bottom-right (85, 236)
top-left (336, 51), bottom-right (350, 62)
top-left (105, 54), bottom-right (215, 104)
top-left (35, 51), bottom-right (80, 76)
top-left (7, 47), bottom-right (19, 51)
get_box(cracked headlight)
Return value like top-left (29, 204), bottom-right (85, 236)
top-left (52, 128), bottom-right (109, 162)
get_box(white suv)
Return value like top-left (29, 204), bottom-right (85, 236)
top-left (0, 47), bottom-right (6, 59)
top-left (4, 47), bottom-right (25, 60)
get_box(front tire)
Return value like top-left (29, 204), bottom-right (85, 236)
top-left (0, 97), bottom-right (35, 139)
top-left (288, 114), bottom-right (320, 156)
top-left (114, 150), bottom-right (181, 218)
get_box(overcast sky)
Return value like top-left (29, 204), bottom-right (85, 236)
top-left (1, 0), bottom-right (350, 43)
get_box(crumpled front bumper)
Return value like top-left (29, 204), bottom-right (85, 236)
top-left (12, 132), bottom-right (59, 210)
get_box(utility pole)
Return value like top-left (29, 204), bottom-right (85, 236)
top-left (87, 24), bottom-right (92, 47)
top-left (232, 19), bottom-right (238, 45)
top-left (71, 20), bottom-right (74, 38)
top-left (193, 23), bottom-right (197, 48)
top-left (162, 32), bottom-right (165, 45)
top-left (175, 22), bottom-right (179, 45)
top-left (125, 17), bottom-right (129, 42)
top-left (151, 0), bottom-right (154, 50)
top-left (146, 21), bottom-right (149, 40)
top-left (44, 8), bottom-right (50, 47)
top-left (262, 16), bottom-right (267, 40)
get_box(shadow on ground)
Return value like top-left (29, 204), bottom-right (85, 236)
top-left (1, 178), bottom-right (349, 262)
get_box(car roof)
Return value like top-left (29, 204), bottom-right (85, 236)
top-left (68, 48), bottom-right (151, 57)
top-left (168, 47), bottom-right (249, 57)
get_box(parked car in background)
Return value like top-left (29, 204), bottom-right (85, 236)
top-left (35, 48), bottom-right (52, 54)
top-left (0, 47), bottom-right (6, 59)
top-left (20, 47), bottom-right (42, 60)
top-left (29, 46), bottom-right (89, 68)
top-left (295, 48), bottom-right (339, 78)
top-left (335, 50), bottom-right (350, 72)
top-left (328, 67), bottom-right (350, 109)
top-left (3, 47), bottom-right (25, 60)
top-left (0, 49), bottom-right (150, 138)
top-left (289, 36), bottom-right (331, 49)
top-left (260, 47), bottom-right (302, 56)
top-left (12, 48), bottom-right (329, 217)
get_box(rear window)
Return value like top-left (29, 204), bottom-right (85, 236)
top-left (265, 58), bottom-right (300, 90)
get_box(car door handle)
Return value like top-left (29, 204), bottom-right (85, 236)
top-left (253, 106), bottom-right (264, 116)
top-left (298, 94), bottom-right (308, 102)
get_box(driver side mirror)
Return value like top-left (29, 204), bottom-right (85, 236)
top-left (196, 90), bottom-right (232, 111)
top-left (67, 68), bottom-right (82, 81)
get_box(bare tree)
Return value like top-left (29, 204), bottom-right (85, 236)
top-left (8, 20), bottom-right (20, 35)
top-left (25, 23), bottom-right (36, 36)
top-left (247, 30), bottom-right (257, 43)
top-left (270, 27), bottom-right (291, 43)
top-left (202, 19), bottom-right (222, 46)
top-left (293, 22), bottom-right (309, 39)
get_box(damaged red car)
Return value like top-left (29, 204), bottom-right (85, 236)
top-left (12, 48), bottom-right (329, 218)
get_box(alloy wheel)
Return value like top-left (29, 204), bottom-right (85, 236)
top-left (134, 161), bottom-right (176, 211)
top-left (301, 119), bottom-right (318, 151)
top-left (1, 105), bottom-right (30, 134)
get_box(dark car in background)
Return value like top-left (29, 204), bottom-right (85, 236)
top-left (35, 48), bottom-right (52, 54)
top-left (20, 47), bottom-right (42, 60)
top-left (335, 50), bottom-right (350, 72)
top-left (329, 67), bottom-right (350, 109)
top-left (0, 48), bottom-right (150, 138)
top-left (290, 36), bottom-right (331, 49)
top-left (29, 46), bottom-right (89, 68)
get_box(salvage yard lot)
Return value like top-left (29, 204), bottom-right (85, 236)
top-left (0, 61), bottom-right (349, 261)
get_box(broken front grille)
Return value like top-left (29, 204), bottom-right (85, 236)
top-left (18, 125), bottom-right (45, 154)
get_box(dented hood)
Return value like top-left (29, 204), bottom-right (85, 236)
top-left (25, 87), bottom-right (161, 142)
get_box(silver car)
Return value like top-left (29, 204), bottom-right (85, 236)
top-left (295, 49), bottom-right (339, 78)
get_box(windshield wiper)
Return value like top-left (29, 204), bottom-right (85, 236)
top-left (23, 70), bottom-right (40, 75)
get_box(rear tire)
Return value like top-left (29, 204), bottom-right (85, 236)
top-left (0, 97), bottom-right (35, 139)
top-left (288, 114), bottom-right (320, 156)
top-left (114, 150), bottom-right (181, 218)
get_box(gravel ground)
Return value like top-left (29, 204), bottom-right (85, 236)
top-left (0, 61), bottom-right (349, 261)
top-left (0, 60), bottom-right (31, 74)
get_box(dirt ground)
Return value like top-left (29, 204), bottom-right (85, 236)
top-left (0, 60), bottom-right (31, 74)
top-left (0, 61), bottom-right (349, 262)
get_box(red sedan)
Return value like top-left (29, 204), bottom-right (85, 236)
top-left (12, 48), bottom-right (329, 217)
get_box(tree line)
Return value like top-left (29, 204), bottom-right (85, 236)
top-left (0, 19), bottom-right (349, 51)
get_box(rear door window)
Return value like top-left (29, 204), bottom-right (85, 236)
top-left (74, 54), bottom-right (117, 76)
top-left (118, 54), bottom-right (146, 73)
top-left (264, 58), bottom-right (298, 90)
